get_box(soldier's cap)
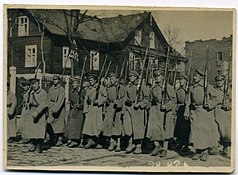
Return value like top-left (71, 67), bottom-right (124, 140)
top-left (53, 75), bottom-right (61, 80)
top-left (21, 80), bottom-right (31, 86)
top-left (108, 72), bottom-right (119, 78)
top-left (178, 74), bottom-right (188, 81)
top-left (153, 69), bottom-right (165, 77)
top-left (215, 75), bottom-right (225, 81)
top-left (87, 72), bottom-right (98, 79)
top-left (82, 81), bottom-right (90, 88)
top-left (128, 70), bottom-right (139, 78)
top-left (194, 69), bottom-right (204, 76)
top-left (29, 78), bottom-right (40, 84)
top-left (71, 76), bottom-right (81, 82)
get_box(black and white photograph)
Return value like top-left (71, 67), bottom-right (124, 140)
top-left (3, 5), bottom-right (235, 172)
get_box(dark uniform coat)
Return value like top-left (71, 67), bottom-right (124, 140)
top-left (102, 83), bottom-right (124, 137)
top-left (174, 86), bottom-right (190, 146)
top-left (24, 88), bottom-right (47, 139)
top-left (7, 91), bottom-right (17, 138)
top-left (47, 85), bottom-right (66, 134)
top-left (146, 83), bottom-right (177, 141)
top-left (214, 86), bottom-right (231, 143)
top-left (66, 88), bottom-right (86, 140)
top-left (123, 83), bottom-right (150, 140)
top-left (187, 80), bottom-right (221, 150)
top-left (83, 83), bottom-right (107, 136)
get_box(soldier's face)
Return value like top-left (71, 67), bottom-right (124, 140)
top-left (179, 79), bottom-right (186, 86)
top-left (72, 81), bottom-right (79, 89)
top-left (53, 78), bottom-right (60, 85)
top-left (154, 75), bottom-right (163, 83)
top-left (110, 76), bottom-right (118, 85)
top-left (32, 81), bottom-right (40, 91)
top-left (23, 85), bottom-right (30, 91)
top-left (193, 73), bottom-right (202, 83)
top-left (129, 75), bottom-right (137, 83)
top-left (216, 80), bottom-right (225, 87)
top-left (89, 78), bottom-right (96, 86)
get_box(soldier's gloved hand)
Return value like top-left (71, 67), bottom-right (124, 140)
top-left (125, 100), bottom-right (132, 107)
top-left (151, 99), bottom-right (157, 106)
top-left (189, 103), bottom-right (196, 110)
top-left (184, 115), bottom-right (190, 120)
top-left (86, 99), bottom-right (92, 105)
top-left (221, 105), bottom-right (230, 111)
top-left (203, 104), bottom-right (209, 110)
top-left (113, 103), bottom-right (118, 109)
top-left (160, 105), bottom-right (166, 112)
top-left (93, 100), bottom-right (98, 106)
top-left (76, 104), bottom-right (84, 110)
top-left (8, 113), bottom-right (15, 120)
top-left (134, 103), bottom-right (140, 110)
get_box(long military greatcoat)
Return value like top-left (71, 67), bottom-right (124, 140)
top-left (146, 83), bottom-right (176, 141)
top-left (83, 83), bottom-right (107, 136)
top-left (24, 88), bottom-right (47, 139)
top-left (123, 83), bottom-right (150, 140)
top-left (7, 90), bottom-right (17, 138)
top-left (214, 86), bottom-right (231, 143)
top-left (47, 85), bottom-right (66, 134)
top-left (66, 88), bottom-right (86, 140)
top-left (187, 80), bottom-right (221, 150)
top-left (102, 83), bottom-right (124, 137)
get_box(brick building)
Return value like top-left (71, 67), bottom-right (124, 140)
top-left (185, 35), bottom-right (232, 83)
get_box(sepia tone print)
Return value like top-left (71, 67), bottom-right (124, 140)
top-left (3, 5), bottom-right (235, 172)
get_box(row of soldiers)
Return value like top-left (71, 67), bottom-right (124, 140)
top-left (7, 67), bottom-right (231, 161)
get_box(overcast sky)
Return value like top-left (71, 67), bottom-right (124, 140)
top-left (87, 9), bottom-right (233, 55)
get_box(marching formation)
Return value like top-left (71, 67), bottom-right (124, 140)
top-left (7, 55), bottom-right (232, 163)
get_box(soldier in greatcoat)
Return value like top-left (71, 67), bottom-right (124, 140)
top-left (47, 75), bottom-right (66, 146)
top-left (123, 70), bottom-right (150, 154)
top-left (213, 75), bottom-right (232, 156)
top-left (102, 72), bottom-right (124, 152)
top-left (186, 69), bottom-right (221, 161)
top-left (146, 69), bottom-right (177, 157)
top-left (7, 81), bottom-right (17, 142)
top-left (66, 77), bottom-right (86, 148)
top-left (83, 73), bottom-right (107, 149)
top-left (174, 75), bottom-right (190, 153)
top-left (24, 78), bottom-right (47, 153)
top-left (18, 80), bottom-right (31, 140)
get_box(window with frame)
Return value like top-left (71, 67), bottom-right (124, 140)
top-left (25, 45), bottom-right (37, 67)
top-left (90, 51), bottom-right (99, 70)
top-left (18, 16), bottom-right (29, 37)
top-left (62, 47), bottom-right (71, 68)
top-left (134, 30), bottom-right (142, 46)
top-left (149, 32), bottom-right (155, 49)
top-left (129, 52), bottom-right (141, 70)
top-left (217, 52), bottom-right (223, 61)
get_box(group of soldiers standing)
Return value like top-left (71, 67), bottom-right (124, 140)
top-left (7, 63), bottom-right (232, 162)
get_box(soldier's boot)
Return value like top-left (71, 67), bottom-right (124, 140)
top-left (133, 144), bottom-right (142, 154)
top-left (125, 143), bottom-right (135, 154)
top-left (151, 146), bottom-right (161, 156)
top-left (55, 136), bottom-right (63, 147)
top-left (84, 139), bottom-right (96, 149)
top-left (223, 146), bottom-right (230, 156)
top-left (192, 152), bottom-right (202, 160)
top-left (108, 140), bottom-right (116, 151)
top-left (68, 140), bottom-right (79, 148)
top-left (159, 149), bottom-right (167, 158)
top-left (115, 140), bottom-right (121, 152)
top-left (200, 151), bottom-right (208, 161)
top-left (35, 144), bottom-right (43, 153)
top-left (208, 146), bottom-right (219, 155)
top-left (28, 144), bottom-right (37, 152)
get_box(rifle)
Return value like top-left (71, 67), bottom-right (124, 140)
top-left (173, 62), bottom-right (177, 89)
top-left (203, 45), bottom-right (209, 108)
top-left (161, 47), bottom-right (171, 110)
top-left (221, 62), bottom-right (231, 109)
top-left (112, 57), bottom-right (127, 125)
top-left (184, 58), bottom-right (192, 104)
top-left (135, 48), bottom-right (149, 104)
top-left (77, 55), bottom-right (87, 105)
top-left (94, 54), bottom-right (108, 102)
